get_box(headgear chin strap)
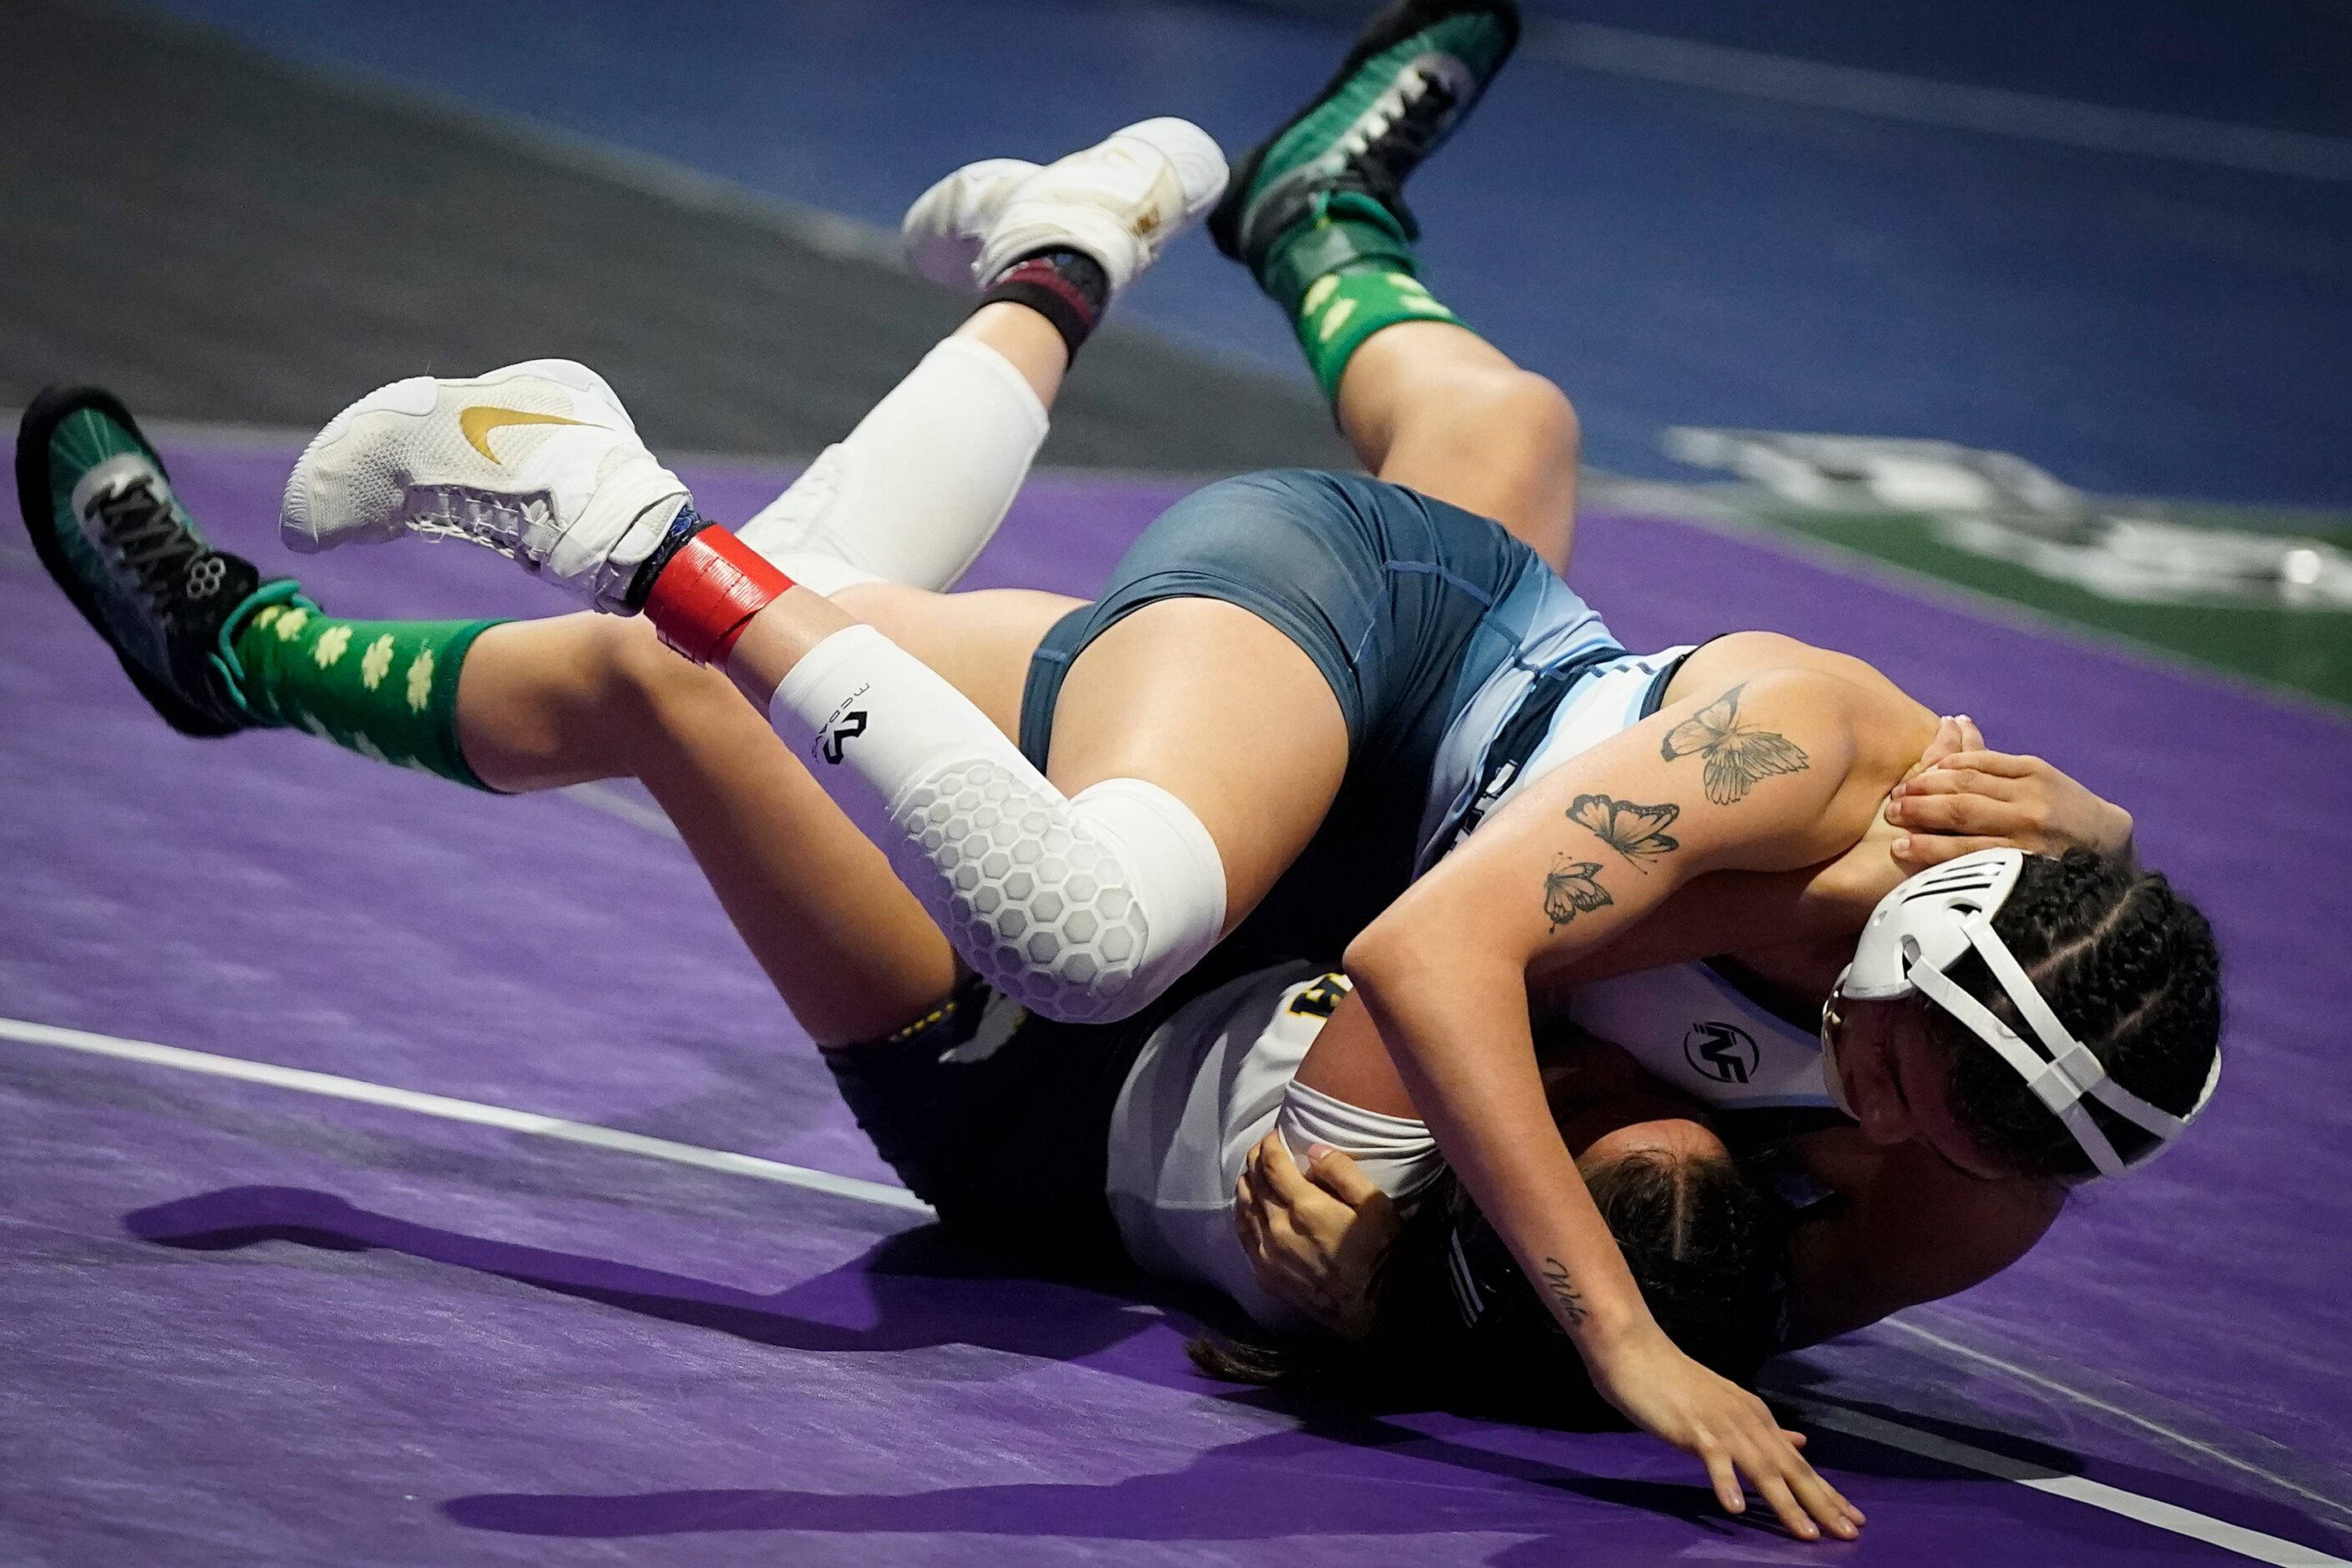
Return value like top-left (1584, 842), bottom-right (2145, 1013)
top-left (1834, 848), bottom-right (2219, 1177)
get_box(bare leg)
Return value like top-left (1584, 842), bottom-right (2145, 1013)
top-left (1041, 600), bottom-right (1348, 933)
top-left (455, 297), bottom-right (1078, 1038)
top-left (726, 579), bottom-right (1348, 974)
top-left (666, 293), bottom-right (1563, 979)
top-left (1031, 328), bottom-right (1570, 925)
top-left (453, 592), bottom-right (1070, 1044)
top-left (940, 291), bottom-right (1348, 927)
top-left (1333, 321), bottom-right (1582, 571)
top-left (850, 263), bottom-right (1561, 938)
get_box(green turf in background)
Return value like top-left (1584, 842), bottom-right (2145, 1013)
top-left (1748, 509), bottom-right (2352, 712)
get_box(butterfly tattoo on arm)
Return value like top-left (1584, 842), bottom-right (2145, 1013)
top-left (1543, 857), bottom-right (1613, 932)
top-left (1660, 684), bottom-right (1811, 805)
top-left (1566, 794), bottom-right (1681, 873)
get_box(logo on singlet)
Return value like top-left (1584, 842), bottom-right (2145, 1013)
top-left (1684, 1022), bottom-right (1759, 1085)
top-left (1285, 973), bottom-right (1353, 1019)
top-left (820, 711), bottom-right (867, 764)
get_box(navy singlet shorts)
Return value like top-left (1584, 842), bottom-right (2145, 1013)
top-left (1014, 468), bottom-right (1630, 978)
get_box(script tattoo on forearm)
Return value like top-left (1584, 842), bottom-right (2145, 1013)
top-left (1566, 793), bottom-right (1681, 873)
top-left (1539, 1257), bottom-right (1589, 1326)
top-left (1543, 857), bottom-right (1612, 931)
top-left (1659, 683), bottom-right (1811, 805)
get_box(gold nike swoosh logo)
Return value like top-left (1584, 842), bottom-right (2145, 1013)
top-left (460, 406), bottom-right (591, 464)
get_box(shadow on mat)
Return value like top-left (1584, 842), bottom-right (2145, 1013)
top-left (125, 1185), bottom-right (1781, 1548)
top-left (1764, 1358), bottom-right (2089, 1480)
top-left (124, 1184), bottom-right (1182, 1371)
top-left (123, 1186), bottom-right (2352, 1557)
top-left (441, 1431), bottom-right (1732, 1550)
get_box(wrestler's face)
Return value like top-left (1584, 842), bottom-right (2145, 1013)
top-left (1823, 998), bottom-right (2006, 1181)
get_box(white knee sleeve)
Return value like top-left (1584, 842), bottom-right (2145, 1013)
top-left (739, 337), bottom-right (1048, 592)
top-left (771, 624), bottom-right (1227, 1023)
top-left (1277, 1080), bottom-right (1444, 1204)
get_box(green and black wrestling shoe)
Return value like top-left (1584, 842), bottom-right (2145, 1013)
top-left (15, 387), bottom-right (298, 736)
top-left (1210, 0), bottom-right (1520, 313)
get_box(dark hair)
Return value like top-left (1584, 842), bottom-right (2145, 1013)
top-left (1189, 1143), bottom-right (1782, 1424)
top-left (1925, 848), bottom-right (2223, 1181)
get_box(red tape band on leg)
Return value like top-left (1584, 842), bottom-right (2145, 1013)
top-left (641, 524), bottom-right (794, 665)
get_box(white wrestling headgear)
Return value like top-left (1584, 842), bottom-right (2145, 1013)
top-left (1828, 848), bottom-right (2220, 1177)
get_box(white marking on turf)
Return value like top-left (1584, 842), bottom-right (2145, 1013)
top-left (1525, 21), bottom-right (2352, 184)
top-left (3, 1014), bottom-right (2341, 1564)
top-left (1623, 486), bottom-right (2352, 726)
top-left (0, 1015), bottom-right (929, 1215)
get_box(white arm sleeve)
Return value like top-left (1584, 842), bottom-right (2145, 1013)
top-left (771, 623), bottom-right (1227, 1023)
top-left (1276, 1080), bottom-right (1444, 1205)
top-left (737, 336), bottom-right (1047, 594)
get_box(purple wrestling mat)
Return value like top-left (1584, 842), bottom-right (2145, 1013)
top-left (3, 441), bottom-right (2346, 1565)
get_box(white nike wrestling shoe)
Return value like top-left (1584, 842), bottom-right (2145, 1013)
top-left (901, 157), bottom-right (1040, 290)
top-left (281, 360), bottom-right (690, 613)
top-left (903, 118), bottom-right (1228, 298)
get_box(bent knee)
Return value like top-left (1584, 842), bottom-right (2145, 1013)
top-left (1483, 371), bottom-right (1581, 470)
top-left (605, 613), bottom-right (739, 715)
top-left (1449, 372), bottom-right (1580, 560)
top-left (911, 774), bottom-right (1227, 1025)
top-left (1424, 368), bottom-right (1578, 479)
top-left (832, 579), bottom-right (932, 629)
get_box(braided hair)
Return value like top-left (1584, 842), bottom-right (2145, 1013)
top-left (1188, 1142), bottom-right (1783, 1424)
top-left (1924, 848), bottom-right (2223, 1180)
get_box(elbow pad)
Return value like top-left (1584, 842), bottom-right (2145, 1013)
top-left (1276, 1080), bottom-right (1445, 1204)
top-left (771, 624), bottom-right (1227, 1022)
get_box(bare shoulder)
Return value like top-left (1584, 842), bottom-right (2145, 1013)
top-left (1680, 638), bottom-right (1934, 781)
top-left (1669, 631), bottom-right (1914, 706)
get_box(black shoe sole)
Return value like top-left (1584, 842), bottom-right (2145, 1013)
top-left (1209, 0), bottom-right (1522, 262)
top-left (14, 385), bottom-right (245, 737)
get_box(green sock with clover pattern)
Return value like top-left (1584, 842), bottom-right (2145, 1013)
top-left (225, 599), bottom-right (507, 789)
top-left (1290, 259), bottom-right (1469, 401)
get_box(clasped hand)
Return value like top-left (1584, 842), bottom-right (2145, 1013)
top-left (1887, 716), bottom-right (2133, 867)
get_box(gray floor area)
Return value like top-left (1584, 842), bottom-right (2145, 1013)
top-left (0, 0), bottom-right (1351, 473)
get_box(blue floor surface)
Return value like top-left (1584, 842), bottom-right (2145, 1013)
top-left (144, 0), bottom-right (2352, 506)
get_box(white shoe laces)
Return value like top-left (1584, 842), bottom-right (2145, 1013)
top-left (403, 485), bottom-right (557, 564)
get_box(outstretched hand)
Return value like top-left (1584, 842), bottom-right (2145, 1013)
top-left (1591, 1330), bottom-right (1865, 1541)
top-left (1241, 1137), bottom-right (1867, 1540)
top-left (1885, 716), bottom-right (2134, 868)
